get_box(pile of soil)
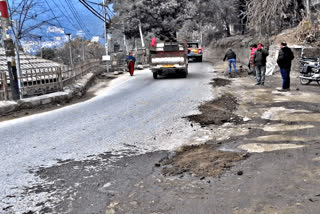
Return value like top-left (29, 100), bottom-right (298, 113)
top-left (162, 144), bottom-right (247, 177)
top-left (187, 94), bottom-right (242, 126)
top-left (210, 78), bottom-right (231, 87)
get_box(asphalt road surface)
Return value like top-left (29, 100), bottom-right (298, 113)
top-left (0, 62), bottom-right (214, 213)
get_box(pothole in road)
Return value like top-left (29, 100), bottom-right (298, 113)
top-left (209, 78), bottom-right (231, 87)
top-left (187, 94), bottom-right (242, 127)
top-left (161, 144), bottom-right (248, 177)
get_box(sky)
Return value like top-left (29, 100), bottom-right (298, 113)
top-left (8, 0), bottom-right (113, 41)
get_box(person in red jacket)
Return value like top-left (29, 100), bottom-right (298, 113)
top-left (249, 44), bottom-right (258, 76)
top-left (126, 52), bottom-right (136, 76)
top-left (150, 37), bottom-right (157, 47)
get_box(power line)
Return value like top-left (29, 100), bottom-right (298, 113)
top-left (43, 0), bottom-right (65, 30)
top-left (79, 0), bottom-right (108, 22)
top-left (86, 0), bottom-right (114, 17)
top-left (52, 0), bottom-right (79, 32)
top-left (64, 0), bottom-right (91, 37)
top-left (64, 0), bottom-right (93, 37)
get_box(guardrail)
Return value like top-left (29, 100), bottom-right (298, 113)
top-left (0, 59), bottom-right (102, 100)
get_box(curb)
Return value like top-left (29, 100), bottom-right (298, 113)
top-left (0, 68), bottom-right (116, 116)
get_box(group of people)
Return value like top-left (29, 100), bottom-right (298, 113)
top-left (223, 41), bottom-right (294, 91)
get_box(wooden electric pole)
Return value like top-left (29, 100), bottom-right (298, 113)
top-left (66, 33), bottom-right (73, 65)
top-left (103, 0), bottom-right (109, 72)
top-left (0, 0), bottom-right (20, 100)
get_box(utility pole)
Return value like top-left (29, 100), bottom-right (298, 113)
top-left (66, 33), bottom-right (73, 65)
top-left (103, 0), bottom-right (109, 72)
top-left (82, 41), bottom-right (85, 62)
top-left (306, 0), bottom-right (311, 21)
top-left (0, 0), bottom-right (19, 100)
top-left (123, 20), bottom-right (128, 54)
top-left (138, 21), bottom-right (145, 48)
top-left (39, 36), bottom-right (43, 58)
top-left (13, 20), bottom-right (22, 99)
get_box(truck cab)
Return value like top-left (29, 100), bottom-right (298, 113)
top-left (150, 40), bottom-right (188, 79)
top-left (187, 41), bottom-right (203, 62)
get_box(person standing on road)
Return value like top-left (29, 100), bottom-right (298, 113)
top-left (253, 43), bottom-right (269, 85)
top-left (223, 48), bottom-right (238, 77)
top-left (126, 52), bottom-right (136, 76)
top-left (277, 42), bottom-right (294, 91)
top-left (249, 44), bottom-right (258, 76)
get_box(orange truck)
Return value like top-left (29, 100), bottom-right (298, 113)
top-left (187, 41), bottom-right (203, 62)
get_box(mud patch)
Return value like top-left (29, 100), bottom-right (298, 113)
top-left (161, 144), bottom-right (247, 177)
top-left (209, 78), bottom-right (231, 87)
top-left (187, 94), bottom-right (242, 126)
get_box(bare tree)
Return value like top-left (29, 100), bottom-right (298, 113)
top-left (245, 0), bottom-right (303, 36)
top-left (8, 0), bottom-right (57, 40)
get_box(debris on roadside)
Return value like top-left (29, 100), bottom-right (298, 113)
top-left (161, 144), bottom-right (248, 178)
top-left (187, 94), bottom-right (243, 126)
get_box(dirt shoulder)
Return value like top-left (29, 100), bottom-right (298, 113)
top-left (8, 62), bottom-right (320, 214)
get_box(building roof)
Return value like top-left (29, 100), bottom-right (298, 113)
top-left (0, 47), bottom-right (61, 73)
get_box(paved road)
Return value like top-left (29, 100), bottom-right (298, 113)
top-left (0, 62), bottom-right (214, 212)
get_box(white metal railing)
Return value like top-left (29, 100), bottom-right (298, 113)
top-left (0, 59), bottom-right (102, 100)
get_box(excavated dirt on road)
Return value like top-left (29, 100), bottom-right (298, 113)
top-left (162, 144), bottom-right (247, 177)
top-left (163, 77), bottom-right (245, 178)
top-left (209, 78), bottom-right (231, 87)
top-left (187, 93), bottom-right (242, 126)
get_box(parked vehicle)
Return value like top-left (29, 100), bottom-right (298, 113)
top-left (150, 41), bottom-right (188, 79)
top-left (300, 57), bottom-right (320, 85)
top-left (187, 41), bottom-right (203, 62)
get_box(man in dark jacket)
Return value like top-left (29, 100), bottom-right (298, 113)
top-left (223, 48), bottom-right (238, 77)
top-left (253, 43), bottom-right (269, 85)
top-left (277, 42), bottom-right (294, 91)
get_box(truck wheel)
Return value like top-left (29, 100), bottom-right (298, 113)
top-left (199, 56), bottom-right (202, 62)
top-left (181, 72), bottom-right (188, 78)
top-left (181, 69), bottom-right (188, 78)
top-left (153, 72), bottom-right (158, 79)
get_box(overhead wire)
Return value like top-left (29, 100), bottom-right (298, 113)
top-left (79, 0), bottom-right (108, 22)
top-left (52, 0), bottom-right (80, 32)
top-left (43, 0), bottom-right (65, 30)
top-left (64, 0), bottom-right (93, 37)
top-left (64, 0), bottom-right (91, 37)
